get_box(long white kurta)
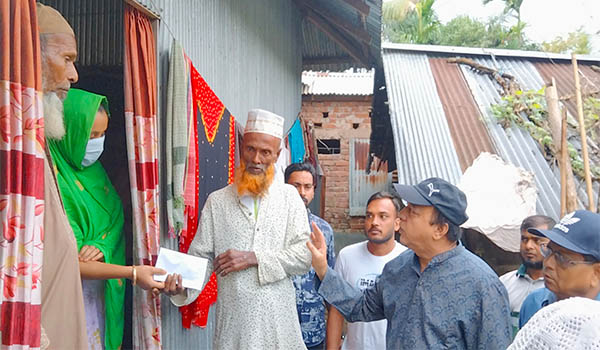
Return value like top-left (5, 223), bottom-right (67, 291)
top-left (172, 182), bottom-right (312, 350)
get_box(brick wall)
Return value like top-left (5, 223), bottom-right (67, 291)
top-left (301, 96), bottom-right (372, 232)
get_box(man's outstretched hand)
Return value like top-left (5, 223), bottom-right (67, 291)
top-left (306, 221), bottom-right (328, 280)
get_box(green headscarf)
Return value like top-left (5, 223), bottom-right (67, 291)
top-left (48, 88), bottom-right (125, 350)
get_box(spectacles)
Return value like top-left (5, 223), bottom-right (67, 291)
top-left (540, 243), bottom-right (597, 268)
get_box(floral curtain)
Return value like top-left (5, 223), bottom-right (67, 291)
top-left (123, 5), bottom-right (161, 350)
top-left (0, 1), bottom-right (45, 349)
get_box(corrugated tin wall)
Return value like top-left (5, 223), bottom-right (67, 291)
top-left (39, 0), bottom-right (124, 67)
top-left (137, 0), bottom-right (303, 132)
top-left (349, 139), bottom-right (392, 215)
top-left (382, 50), bottom-right (462, 185)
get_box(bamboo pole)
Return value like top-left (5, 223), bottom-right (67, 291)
top-left (572, 53), bottom-right (596, 212)
top-left (560, 107), bottom-right (568, 216)
top-left (545, 78), bottom-right (578, 213)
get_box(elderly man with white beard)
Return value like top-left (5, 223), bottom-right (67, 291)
top-left (37, 4), bottom-right (88, 349)
top-left (163, 109), bottom-right (312, 350)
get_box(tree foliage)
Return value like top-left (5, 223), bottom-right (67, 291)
top-left (383, 0), bottom-right (538, 51)
top-left (437, 15), bottom-right (537, 50)
top-left (541, 29), bottom-right (592, 54)
top-left (484, 0), bottom-right (524, 22)
top-left (384, 0), bottom-right (439, 44)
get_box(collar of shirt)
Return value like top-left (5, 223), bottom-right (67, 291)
top-left (542, 290), bottom-right (600, 308)
top-left (239, 194), bottom-right (261, 219)
top-left (410, 244), bottom-right (464, 275)
top-left (516, 264), bottom-right (543, 282)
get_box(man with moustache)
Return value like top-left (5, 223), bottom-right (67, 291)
top-left (307, 178), bottom-right (512, 349)
top-left (519, 210), bottom-right (600, 328)
top-left (165, 109), bottom-right (312, 350)
top-left (37, 4), bottom-right (88, 349)
top-left (285, 162), bottom-right (335, 350)
top-left (500, 215), bottom-right (555, 336)
top-left (326, 191), bottom-right (406, 350)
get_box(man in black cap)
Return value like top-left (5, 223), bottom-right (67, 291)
top-left (519, 210), bottom-right (600, 328)
top-left (307, 177), bottom-right (512, 349)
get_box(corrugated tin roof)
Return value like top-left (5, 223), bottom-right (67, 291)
top-left (532, 60), bottom-right (600, 209)
top-left (534, 61), bottom-right (600, 119)
top-left (458, 56), bottom-right (562, 219)
top-left (381, 44), bottom-right (600, 218)
top-left (302, 70), bottom-right (374, 95)
top-left (383, 43), bottom-right (600, 62)
top-left (428, 57), bottom-right (496, 171)
top-left (382, 49), bottom-right (462, 185)
top-left (301, 0), bottom-right (382, 71)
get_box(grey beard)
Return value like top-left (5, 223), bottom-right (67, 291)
top-left (43, 92), bottom-right (66, 140)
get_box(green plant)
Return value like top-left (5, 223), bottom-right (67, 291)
top-left (491, 89), bottom-right (600, 179)
top-left (542, 29), bottom-right (592, 54)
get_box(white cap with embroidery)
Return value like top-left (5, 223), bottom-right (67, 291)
top-left (244, 109), bottom-right (284, 139)
top-left (508, 297), bottom-right (600, 350)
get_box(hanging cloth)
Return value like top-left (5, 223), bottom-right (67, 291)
top-left (178, 64), bottom-right (236, 328)
top-left (165, 39), bottom-right (189, 236)
top-left (288, 118), bottom-right (305, 163)
top-left (0, 1), bottom-right (46, 347)
top-left (124, 5), bottom-right (162, 349)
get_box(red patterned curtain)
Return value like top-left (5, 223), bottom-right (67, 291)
top-left (0, 1), bottom-right (45, 349)
top-left (123, 5), bottom-right (161, 350)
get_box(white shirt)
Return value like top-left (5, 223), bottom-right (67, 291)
top-left (499, 265), bottom-right (545, 335)
top-left (171, 183), bottom-right (311, 349)
top-left (335, 241), bottom-right (407, 350)
top-left (239, 194), bottom-right (260, 219)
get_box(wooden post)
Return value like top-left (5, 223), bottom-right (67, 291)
top-left (545, 78), bottom-right (578, 213)
top-left (572, 53), bottom-right (596, 212)
top-left (560, 107), bottom-right (568, 216)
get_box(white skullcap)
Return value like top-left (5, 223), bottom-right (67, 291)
top-left (244, 109), bottom-right (284, 139)
top-left (508, 297), bottom-right (600, 350)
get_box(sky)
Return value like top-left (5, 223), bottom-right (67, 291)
top-left (431, 0), bottom-right (600, 54)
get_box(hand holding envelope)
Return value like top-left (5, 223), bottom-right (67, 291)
top-left (153, 248), bottom-right (209, 295)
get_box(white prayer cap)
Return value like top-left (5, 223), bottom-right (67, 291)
top-left (508, 297), bottom-right (600, 350)
top-left (244, 109), bottom-right (284, 139)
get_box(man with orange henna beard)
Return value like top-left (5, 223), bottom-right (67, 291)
top-left (163, 109), bottom-right (312, 350)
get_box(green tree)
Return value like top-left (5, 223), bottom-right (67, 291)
top-left (484, 0), bottom-right (524, 23)
top-left (383, 0), bottom-right (439, 44)
top-left (541, 29), bottom-right (592, 54)
top-left (483, 0), bottom-right (525, 46)
top-left (436, 16), bottom-right (490, 47)
top-left (382, 0), bottom-right (415, 23)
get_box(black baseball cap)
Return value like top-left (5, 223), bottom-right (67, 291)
top-left (529, 210), bottom-right (600, 261)
top-left (393, 177), bottom-right (468, 226)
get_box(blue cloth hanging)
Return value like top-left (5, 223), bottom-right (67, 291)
top-left (288, 118), bottom-right (305, 163)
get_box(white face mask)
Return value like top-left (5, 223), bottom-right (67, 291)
top-left (81, 135), bottom-right (105, 167)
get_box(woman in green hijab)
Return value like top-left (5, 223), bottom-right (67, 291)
top-left (49, 89), bottom-right (165, 350)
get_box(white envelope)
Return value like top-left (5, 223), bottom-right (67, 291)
top-left (153, 247), bottom-right (208, 290)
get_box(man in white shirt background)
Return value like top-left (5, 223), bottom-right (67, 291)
top-left (500, 215), bottom-right (555, 336)
top-left (326, 191), bottom-right (407, 350)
